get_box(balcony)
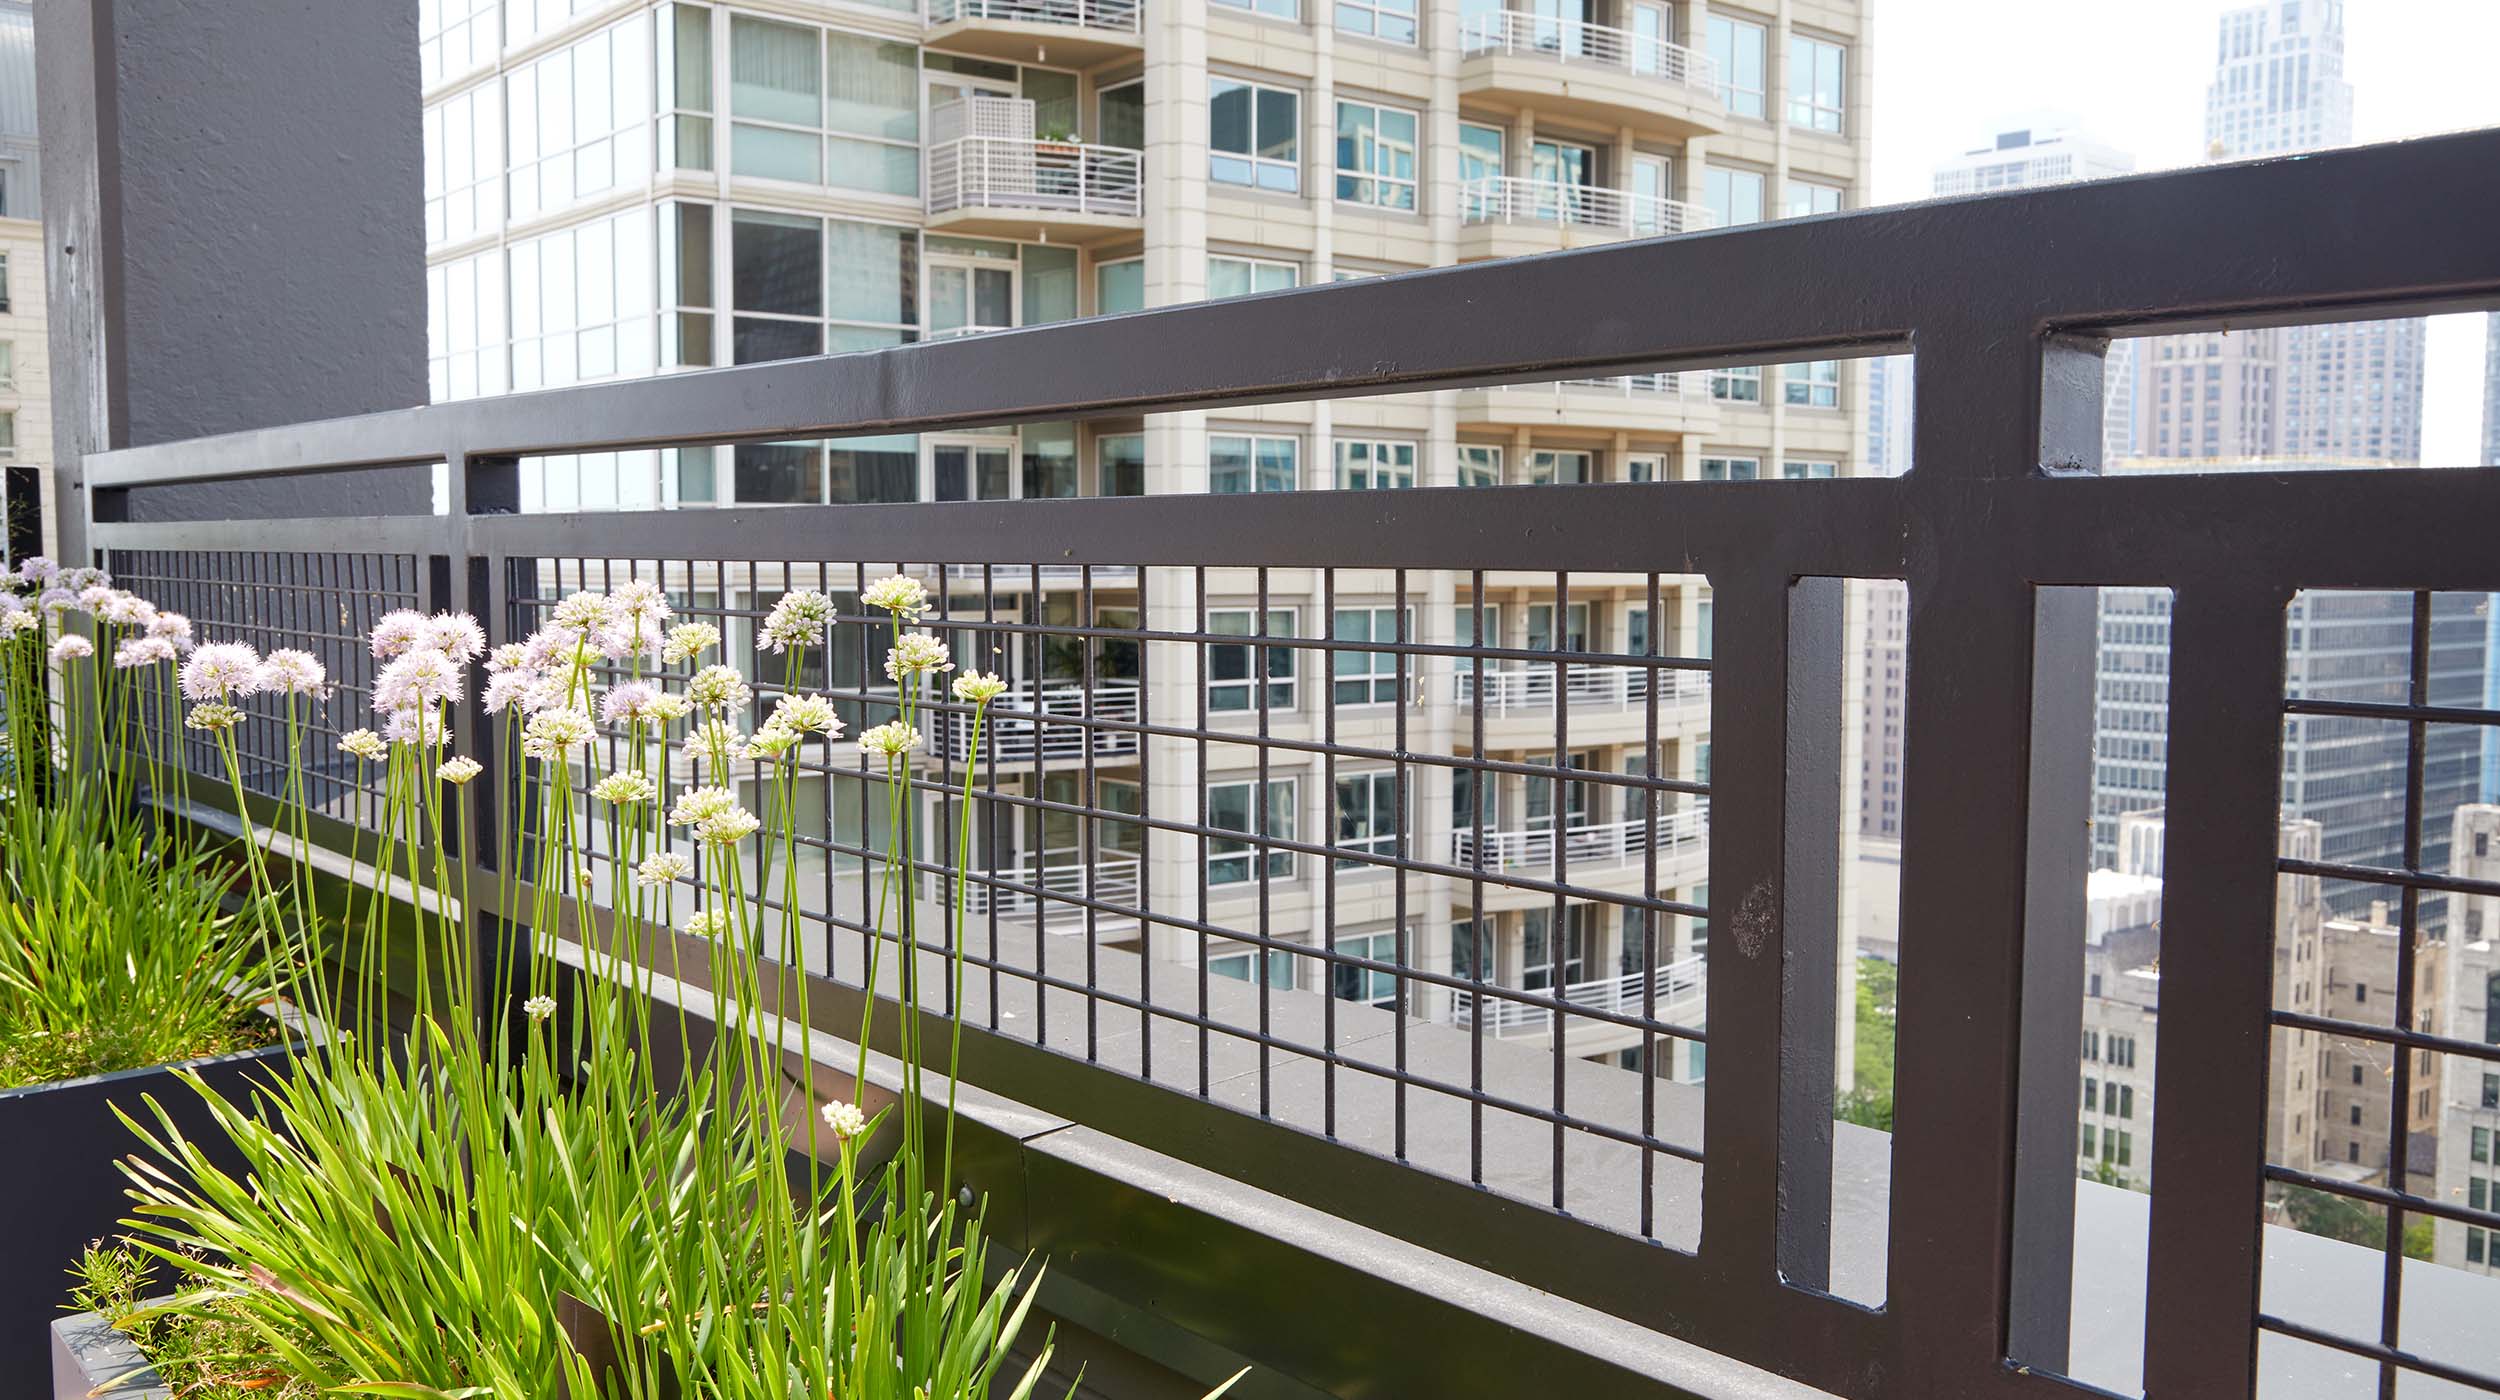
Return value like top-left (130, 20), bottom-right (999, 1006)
top-left (925, 97), bottom-right (1143, 241)
top-left (1453, 372), bottom-right (1719, 435)
top-left (922, 0), bottom-right (1142, 67)
top-left (930, 678), bottom-right (1141, 765)
top-left (939, 851), bottom-right (1144, 927)
top-left (1457, 11), bottom-right (1725, 138)
top-left (1458, 176), bottom-right (1715, 261)
top-left (1452, 802), bottom-right (1708, 879)
top-left (1452, 956), bottom-right (1708, 1052)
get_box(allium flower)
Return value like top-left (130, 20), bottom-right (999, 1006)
top-left (952, 670), bottom-right (1010, 705)
top-left (644, 693), bottom-right (693, 723)
top-left (611, 579), bottom-right (671, 620)
top-left (61, 567), bottom-right (111, 592)
top-left (599, 681), bottom-right (665, 727)
top-left (383, 707), bottom-right (449, 747)
top-left (520, 706), bottom-right (596, 759)
top-left (50, 635), bottom-right (94, 662)
top-left (769, 693), bottom-right (844, 738)
top-left (76, 585), bottom-right (115, 613)
top-left (184, 703), bottom-right (244, 732)
top-left (820, 1100), bottom-right (869, 1141)
top-left (862, 574), bottom-right (930, 619)
top-left (681, 909), bottom-right (730, 939)
top-left (662, 622), bottom-right (720, 665)
top-left (740, 724), bottom-right (799, 762)
top-left (684, 720), bottom-right (749, 772)
top-left (181, 643), bottom-right (264, 701)
top-left (369, 609), bottom-right (429, 660)
top-left (437, 756), bottom-right (484, 785)
top-left (523, 625), bottom-right (585, 673)
top-left (423, 612), bottom-right (488, 662)
top-left (592, 771), bottom-right (657, 805)
top-left (485, 642), bottom-right (534, 676)
top-left (523, 994), bottom-right (557, 1022)
top-left (882, 631), bottom-right (955, 682)
top-left (147, 613), bottom-right (196, 652)
top-left (373, 648), bottom-right (463, 714)
top-left (552, 591), bottom-right (616, 632)
top-left (113, 636), bottom-right (176, 669)
top-left (257, 648), bottom-right (329, 698)
top-left (39, 588), bottom-right (78, 614)
top-left (635, 851), bottom-right (693, 887)
top-left (596, 616), bottom-right (663, 663)
top-left (697, 807), bottom-right (760, 846)
top-left (857, 720), bottom-right (921, 759)
top-left (761, 589), bottom-right (836, 653)
top-left (668, 785), bottom-right (737, 828)
top-left (15, 556), bottom-right (57, 586)
top-left (339, 729), bottom-right (389, 761)
top-left (0, 607), bottom-right (39, 637)
top-left (482, 670), bottom-right (538, 715)
top-left (96, 592), bottom-right (157, 628)
top-left (685, 665), bottom-right (752, 713)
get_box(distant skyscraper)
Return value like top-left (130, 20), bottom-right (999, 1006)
top-left (2484, 317), bottom-right (2500, 801)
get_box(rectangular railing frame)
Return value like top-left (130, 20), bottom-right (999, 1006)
top-left (63, 131), bottom-right (2500, 1400)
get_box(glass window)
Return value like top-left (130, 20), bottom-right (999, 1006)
top-left (1332, 606), bottom-right (1408, 705)
top-left (1458, 443), bottom-right (1503, 487)
top-left (1785, 360), bottom-right (1840, 408)
top-left (1209, 778), bottom-right (1298, 885)
top-left (1788, 35), bottom-right (1846, 133)
top-left (825, 31), bottom-right (921, 196)
top-left (1213, 0), bottom-right (1298, 19)
top-left (1210, 78), bottom-right (1300, 193)
top-left (1211, 434), bottom-right (1298, 493)
top-left (730, 15), bottom-right (820, 181)
top-left (1096, 257), bottom-right (1144, 314)
top-left (1335, 101), bottom-right (1419, 211)
top-left (1334, 439), bottom-right (1415, 489)
top-left (1526, 449), bottom-right (1590, 484)
top-left (1210, 947), bottom-right (1300, 989)
top-left (1097, 433), bottom-right (1145, 497)
top-left (1335, 0), bottom-right (1416, 44)
top-left (1782, 179), bottom-right (1842, 218)
top-left (1705, 165), bottom-right (1765, 227)
top-left (1710, 364), bottom-right (1762, 402)
top-left (0, 341), bottom-right (13, 388)
top-left (1699, 456), bottom-right (1759, 482)
top-left (1022, 244), bottom-right (1079, 327)
top-left (732, 211), bottom-right (917, 364)
top-left (1330, 928), bottom-right (1403, 1007)
top-left (1098, 80), bottom-right (1144, 150)
top-left (1334, 773), bottom-right (1406, 867)
top-left (1520, 906), bottom-right (1590, 990)
top-left (1459, 122), bottom-right (1505, 191)
top-left (0, 410), bottom-right (15, 453)
top-left (1208, 609), bottom-right (1298, 713)
top-left (1782, 460), bottom-right (1839, 479)
top-left (1706, 14), bottom-right (1767, 117)
top-left (1208, 255), bottom-right (1298, 299)
top-left (660, 4), bottom-right (714, 172)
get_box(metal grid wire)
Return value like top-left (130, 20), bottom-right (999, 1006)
top-left (503, 553), bottom-right (1715, 1239)
top-left (104, 549), bottom-right (421, 827)
top-left (2263, 590), bottom-right (2500, 1395)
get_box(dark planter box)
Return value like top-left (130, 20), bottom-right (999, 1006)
top-left (1, 1037), bottom-right (297, 1386)
top-left (50, 1311), bottom-right (165, 1399)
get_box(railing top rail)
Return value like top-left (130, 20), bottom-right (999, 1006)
top-left (80, 129), bottom-right (2500, 492)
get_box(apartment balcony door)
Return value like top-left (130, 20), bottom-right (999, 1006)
top-left (929, 437), bottom-right (1015, 502)
top-left (1629, 155), bottom-right (1673, 234)
top-left (1627, 1), bottom-right (1673, 71)
top-left (1530, 139), bottom-right (1598, 222)
top-left (927, 245), bottom-right (1017, 339)
top-left (1526, 0), bottom-right (1592, 55)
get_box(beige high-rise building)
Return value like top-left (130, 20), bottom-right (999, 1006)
top-left (0, 0), bottom-right (47, 563)
top-left (2437, 806), bottom-right (2500, 1275)
top-left (422, 0), bottom-right (1873, 1083)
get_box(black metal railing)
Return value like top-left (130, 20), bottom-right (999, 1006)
top-left (63, 130), bottom-right (2500, 1399)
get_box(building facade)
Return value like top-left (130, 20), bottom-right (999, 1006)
top-left (0, 0), bottom-right (47, 565)
top-left (2436, 806), bottom-right (2500, 1274)
top-left (420, 0), bottom-right (1876, 1084)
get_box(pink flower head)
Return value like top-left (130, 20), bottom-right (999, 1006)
top-left (596, 616), bottom-right (663, 663)
top-left (482, 669), bottom-right (538, 715)
top-left (373, 647), bottom-right (464, 715)
top-left (38, 588), bottom-right (77, 614)
top-left (180, 642), bottom-right (265, 701)
top-left (257, 648), bottom-right (330, 698)
top-left (113, 636), bottom-right (177, 669)
top-left (96, 592), bottom-right (157, 628)
top-left (382, 706), bottom-right (449, 747)
top-left (15, 556), bottom-right (58, 586)
top-left (599, 680), bottom-right (665, 727)
top-left (423, 611), bottom-right (487, 662)
top-left (50, 635), bottom-right (94, 662)
top-left (369, 609), bottom-right (429, 661)
top-left (147, 612), bottom-right (197, 652)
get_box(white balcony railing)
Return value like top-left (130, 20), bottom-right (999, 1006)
top-left (1494, 372), bottom-right (1710, 400)
top-left (925, 0), bottom-right (1141, 34)
top-left (1453, 664), bottom-right (1710, 717)
top-left (940, 851), bottom-right (1144, 922)
top-left (1450, 800), bottom-right (1709, 873)
top-left (1451, 955), bottom-right (1708, 1039)
top-left (1459, 11), bottom-right (1719, 97)
top-left (932, 679), bottom-right (1141, 764)
top-left (927, 136), bottom-right (1143, 221)
top-left (1460, 176), bottom-right (1713, 237)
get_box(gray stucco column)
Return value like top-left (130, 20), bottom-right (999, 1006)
top-left (35, 0), bottom-right (430, 546)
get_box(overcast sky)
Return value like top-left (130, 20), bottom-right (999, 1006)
top-left (1867, 0), bottom-right (2500, 465)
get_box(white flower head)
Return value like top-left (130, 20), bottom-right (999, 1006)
top-left (761, 589), bottom-right (837, 653)
top-left (423, 612), bottom-right (488, 662)
top-left (680, 909), bottom-right (731, 939)
top-left (551, 591), bottom-right (616, 632)
top-left (1, 606), bottom-right (39, 637)
top-left (113, 636), bottom-right (177, 669)
top-left (668, 785), bottom-right (737, 828)
top-left (62, 567), bottom-right (111, 592)
top-left (76, 585), bottom-right (115, 613)
top-left (861, 574), bottom-right (930, 620)
top-left (685, 664), bottom-right (752, 714)
top-left (592, 771), bottom-right (657, 806)
top-left (857, 720), bottom-right (922, 759)
top-left (369, 609), bottom-right (429, 661)
top-left (482, 670), bottom-right (538, 715)
top-left (740, 723), bottom-right (799, 762)
top-left (37, 588), bottom-right (78, 614)
top-left (699, 808), bottom-right (759, 845)
top-left (485, 642), bottom-right (534, 676)
top-left (437, 756), bottom-right (484, 785)
top-left (15, 556), bottom-right (57, 586)
top-left (520, 706), bottom-right (597, 760)
top-left (596, 616), bottom-right (663, 663)
top-left (644, 692), bottom-right (693, 723)
top-left (523, 625), bottom-right (585, 674)
top-left (662, 621), bottom-right (721, 665)
top-left (599, 681), bottom-right (665, 728)
top-left (257, 648), bottom-right (329, 698)
top-left (96, 592), bottom-right (157, 628)
top-left (339, 728), bottom-right (389, 761)
top-left (146, 613), bottom-right (196, 652)
top-left (952, 670), bottom-right (1010, 705)
top-left (820, 1100), bottom-right (869, 1141)
top-left (180, 643), bottom-right (264, 701)
top-left (373, 647), bottom-right (463, 714)
top-left (684, 719), bottom-right (749, 772)
top-left (522, 994), bottom-right (557, 1023)
top-left (634, 851), bottom-right (693, 887)
top-left (882, 631), bottom-right (956, 682)
top-left (382, 707), bottom-right (449, 747)
top-left (611, 579), bottom-right (671, 621)
top-left (769, 693), bottom-right (845, 739)
top-left (184, 702), bottom-right (244, 732)
top-left (49, 635), bottom-right (94, 662)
